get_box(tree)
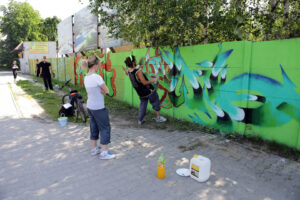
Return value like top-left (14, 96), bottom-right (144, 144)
top-left (261, 0), bottom-right (300, 40)
top-left (87, 0), bottom-right (262, 48)
top-left (40, 16), bottom-right (61, 41)
top-left (88, 0), bottom-right (211, 48)
top-left (87, 0), bottom-right (300, 48)
top-left (0, 0), bottom-right (61, 67)
top-left (0, 0), bottom-right (43, 66)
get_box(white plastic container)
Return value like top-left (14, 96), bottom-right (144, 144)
top-left (58, 117), bottom-right (68, 127)
top-left (189, 154), bottom-right (211, 182)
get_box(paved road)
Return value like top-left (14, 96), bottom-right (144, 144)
top-left (0, 72), bottom-right (300, 200)
top-left (0, 72), bottom-right (19, 118)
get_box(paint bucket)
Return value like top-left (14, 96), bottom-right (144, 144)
top-left (58, 116), bottom-right (68, 127)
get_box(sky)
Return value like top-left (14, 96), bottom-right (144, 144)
top-left (0, 0), bottom-right (90, 20)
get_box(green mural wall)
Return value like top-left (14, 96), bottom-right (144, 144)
top-left (51, 58), bottom-right (58, 80)
top-left (29, 59), bottom-right (35, 76)
top-left (65, 57), bottom-right (75, 84)
top-left (29, 38), bottom-right (300, 150)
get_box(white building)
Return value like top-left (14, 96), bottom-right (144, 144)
top-left (13, 41), bottom-right (57, 74)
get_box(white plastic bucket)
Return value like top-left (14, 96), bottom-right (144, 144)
top-left (190, 154), bottom-right (211, 182)
top-left (58, 117), bottom-right (68, 127)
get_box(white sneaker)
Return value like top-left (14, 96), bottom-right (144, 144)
top-left (154, 116), bottom-right (167, 123)
top-left (99, 151), bottom-right (116, 160)
top-left (91, 146), bottom-right (101, 156)
top-left (138, 120), bottom-right (145, 125)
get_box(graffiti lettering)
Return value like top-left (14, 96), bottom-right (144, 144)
top-left (74, 52), bottom-right (117, 97)
top-left (124, 44), bottom-right (300, 129)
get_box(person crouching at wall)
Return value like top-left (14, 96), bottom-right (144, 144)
top-left (124, 55), bottom-right (166, 125)
top-left (83, 55), bottom-right (116, 160)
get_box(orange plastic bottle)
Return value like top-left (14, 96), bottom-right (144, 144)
top-left (157, 153), bottom-right (165, 179)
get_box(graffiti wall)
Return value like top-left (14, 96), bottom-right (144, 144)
top-left (73, 51), bottom-right (117, 97)
top-left (249, 39), bottom-right (300, 149)
top-left (29, 38), bottom-right (300, 150)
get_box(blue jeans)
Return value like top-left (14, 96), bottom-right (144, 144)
top-left (87, 108), bottom-right (111, 145)
top-left (138, 91), bottom-right (161, 122)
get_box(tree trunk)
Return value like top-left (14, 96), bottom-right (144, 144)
top-left (282, 0), bottom-right (290, 38)
top-left (203, 0), bottom-right (208, 44)
top-left (284, 0), bottom-right (289, 19)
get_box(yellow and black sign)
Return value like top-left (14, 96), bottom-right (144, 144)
top-left (191, 164), bottom-right (200, 178)
top-left (29, 42), bottom-right (48, 54)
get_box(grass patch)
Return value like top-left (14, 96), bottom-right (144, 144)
top-left (178, 139), bottom-right (205, 152)
top-left (32, 76), bottom-right (217, 131)
top-left (17, 80), bottom-right (62, 120)
top-left (16, 79), bottom-right (84, 123)
top-left (36, 77), bottom-right (212, 131)
top-left (266, 141), bottom-right (300, 161)
top-left (24, 77), bottom-right (300, 161)
top-left (224, 132), bottom-right (300, 161)
top-left (8, 82), bottom-right (18, 101)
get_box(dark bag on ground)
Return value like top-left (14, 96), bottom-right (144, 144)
top-left (59, 103), bottom-right (73, 117)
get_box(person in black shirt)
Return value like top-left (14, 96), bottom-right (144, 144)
top-left (39, 56), bottom-right (53, 90)
top-left (124, 55), bottom-right (166, 125)
top-left (35, 59), bottom-right (40, 82)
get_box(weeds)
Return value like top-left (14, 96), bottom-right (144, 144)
top-left (20, 77), bottom-right (300, 161)
top-left (223, 132), bottom-right (300, 161)
top-left (16, 80), bottom-right (84, 123)
top-left (178, 140), bottom-right (205, 152)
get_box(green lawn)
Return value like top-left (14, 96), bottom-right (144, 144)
top-left (16, 80), bottom-right (61, 119)
top-left (17, 79), bottom-right (84, 123)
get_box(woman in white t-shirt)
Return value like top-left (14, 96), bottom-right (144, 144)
top-left (83, 55), bottom-right (115, 160)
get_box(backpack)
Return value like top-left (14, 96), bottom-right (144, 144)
top-left (59, 103), bottom-right (74, 117)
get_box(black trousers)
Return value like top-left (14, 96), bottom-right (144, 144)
top-left (43, 74), bottom-right (53, 90)
top-left (12, 69), bottom-right (17, 79)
